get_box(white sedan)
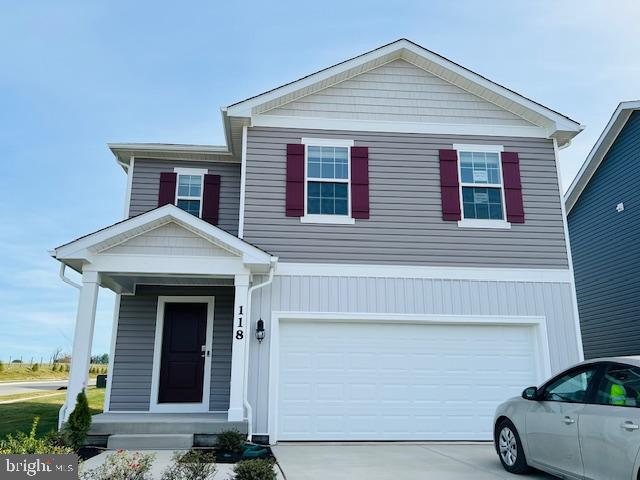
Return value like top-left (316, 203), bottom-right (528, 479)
top-left (494, 356), bottom-right (640, 479)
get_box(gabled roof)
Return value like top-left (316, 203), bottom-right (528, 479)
top-left (224, 38), bottom-right (582, 145)
top-left (565, 100), bottom-right (640, 213)
top-left (52, 204), bottom-right (275, 270)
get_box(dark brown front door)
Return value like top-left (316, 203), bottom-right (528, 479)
top-left (158, 302), bottom-right (207, 403)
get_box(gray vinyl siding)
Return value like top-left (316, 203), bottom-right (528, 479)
top-left (265, 59), bottom-right (533, 127)
top-left (128, 158), bottom-right (241, 236)
top-left (109, 286), bottom-right (234, 412)
top-left (568, 110), bottom-right (640, 359)
top-left (243, 127), bottom-right (568, 268)
top-left (247, 275), bottom-right (581, 434)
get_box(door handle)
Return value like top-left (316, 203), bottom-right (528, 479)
top-left (621, 421), bottom-right (639, 431)
top-left (563, 416), bottom-right (575, 425)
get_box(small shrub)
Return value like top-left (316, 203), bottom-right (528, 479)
top-left (216, 429), bottom-right (246, 454)
top-left (233, 459), bottom-right (277, 480)
top-left (0, 361), bottom-right (4, 372)
top-left (63, 389), bottom-right (92, 449)
top-left (81, 450), bottom-right (155, 480)
top-left (0, 417), bottom-right (73, 454)
top-left (31, 363), bottom-right (39, 372)
top-left (65, 364), bottom-right (70, 372)
top-left (161, 450), bottom-right (216, 480)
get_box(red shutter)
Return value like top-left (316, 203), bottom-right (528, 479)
top-left (286, 144), bottom-right (305, 217)
top-left (351, 146), bottom-right (369, 219)
top-left (439, 149), bottom-right (461, 221)
top-left (202, 174), bottom-right (221, 225)
top-left (158, 172), bottom-right (177, 207)
top-left (501, 152), bottom-right (525, 223)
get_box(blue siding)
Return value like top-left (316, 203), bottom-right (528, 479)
top-left (568, 110), bottom-right (640, 358)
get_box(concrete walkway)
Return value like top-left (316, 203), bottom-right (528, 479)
top-left (272, 443), bottom-right (556, 480)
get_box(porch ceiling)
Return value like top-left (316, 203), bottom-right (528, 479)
top-left (103, 274), bottom-right (235, 294)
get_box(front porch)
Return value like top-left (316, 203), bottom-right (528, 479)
top-left (88, 412), bottom-right (248, 448)
top-left (51, 205), bottom-right (276, 446)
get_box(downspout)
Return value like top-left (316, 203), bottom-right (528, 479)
top-left (57, 263), bottom-right (81, 428)
top-left (243, 257), bottom-right (277, 441)
top-left (59, 263), bottom-right (82, 290)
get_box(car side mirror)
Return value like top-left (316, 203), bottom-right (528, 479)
top-left (522, 386), bottom-right (539, 401)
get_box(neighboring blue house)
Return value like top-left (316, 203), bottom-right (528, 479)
top-left (566, 101), bottom-right (640, 359)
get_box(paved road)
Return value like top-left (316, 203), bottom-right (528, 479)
top-left (0, 379), bottom-right (97, 397)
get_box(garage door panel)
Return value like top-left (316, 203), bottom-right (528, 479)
top-left (278, 320), bottom-right (540, 440)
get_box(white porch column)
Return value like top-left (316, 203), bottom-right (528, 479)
top-left (228, 273), bottom-right (250, 422)
top-left (60, 271), bottom-right (100, 426)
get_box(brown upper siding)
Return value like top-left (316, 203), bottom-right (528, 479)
top-left (242, 127), bottom-right (568, 268)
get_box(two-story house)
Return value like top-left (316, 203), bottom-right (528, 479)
top-left (52, 39), bottom-right (584, 448)
top-left (565, 101), bottom-right (640, 359)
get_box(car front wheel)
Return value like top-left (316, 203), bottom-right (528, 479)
top-left (495, 419), bottom-right (530, 474)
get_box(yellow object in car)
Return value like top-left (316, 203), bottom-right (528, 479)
top-left (610, 383), bottom-right (626, 406)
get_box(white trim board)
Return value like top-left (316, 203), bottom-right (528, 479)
top-left (251, 114), bottom-right (549, 139)
top-left (553, 138), bottom-right (585, 361)
top-left (275, 262), bottom-right (573, 283)
top-left (104, 293), bottom-right (121, 413)
top-left (266, 311), bottom-right (552, 444)
top-left (149, 296), bottom-right (215, 413)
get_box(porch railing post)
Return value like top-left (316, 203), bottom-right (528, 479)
top-left (228, 273), bottom-right (250, 422)
top-left (59, 270), bottom-right (100, 428)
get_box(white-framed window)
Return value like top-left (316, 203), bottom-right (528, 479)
top-left (174, 167), bottom-right (207, 217)
top-left (453, 144), bottom-right (511, 229)
top-left (301, 138), bottom-right (355, 225)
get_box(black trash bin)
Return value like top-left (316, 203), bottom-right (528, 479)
top-left (96, 374), bottom-right (107, 389)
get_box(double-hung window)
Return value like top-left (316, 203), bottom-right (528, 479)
top-left (174, 167), bottom-right (207, 217)
top-left (454, 144), bottom-right (510, 229)
top-left (301, 138), bottom-right (355, 224)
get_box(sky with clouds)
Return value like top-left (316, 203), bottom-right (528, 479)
top-left (1, 0), bottom-right (638, 362)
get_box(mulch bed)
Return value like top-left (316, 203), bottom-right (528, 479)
top-left (77, 446), bottom-right (106, 461)
top-left (190, 445), bottom-right (274, 464)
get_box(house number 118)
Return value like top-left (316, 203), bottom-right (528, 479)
top-left (236, 306), bottom-right (244, 340)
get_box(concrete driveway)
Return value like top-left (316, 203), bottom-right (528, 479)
top-left (272, 443), bottom-right (556, 480)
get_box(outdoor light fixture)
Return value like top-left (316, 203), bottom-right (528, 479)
top-left (256, 319), bottom-right (265, 343)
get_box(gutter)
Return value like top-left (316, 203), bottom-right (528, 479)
top-left (243, 257), bottom-right (278, 440)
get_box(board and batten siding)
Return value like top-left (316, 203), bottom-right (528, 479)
top-left (243, 127), bottom-right (568, 268)
top-left (109, 286), bottom-right (234, 412)
top-left (246, 275), bottom-right (581, 434)
top-left (128, 158), bottom-right (241, 236)
top-left (568, 110), bottom-right (640, 359)
top-left (263, 59), bottom-right (534, 127)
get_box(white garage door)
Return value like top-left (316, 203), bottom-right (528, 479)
top-left (277, 320), bottom-right (541, 441)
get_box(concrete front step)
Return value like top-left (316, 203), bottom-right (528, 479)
top-left (107, 434), bottom-right (194, 450)
top-left (90, 413), bottom-right (248, 435)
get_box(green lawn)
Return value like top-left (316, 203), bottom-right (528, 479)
top-left (0, 388), bottom-right (105, 438)
top-left (0, 391), bottom-right (62, 403)
top-left (0, 365), bottom-right (107, 383)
